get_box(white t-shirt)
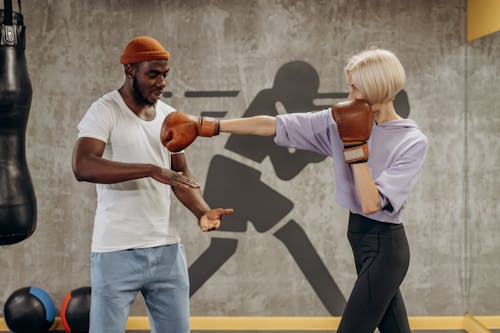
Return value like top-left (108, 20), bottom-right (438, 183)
top-left (77, 90), bottom-right (180, 252)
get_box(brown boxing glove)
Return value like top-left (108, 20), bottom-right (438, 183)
top-left (160, 111), bottom-right (219, 152)
top-left (332, 99), bottom-right (373, 163)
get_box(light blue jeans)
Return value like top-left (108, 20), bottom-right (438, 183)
top-left (89, 244), bottom-right (190, 333)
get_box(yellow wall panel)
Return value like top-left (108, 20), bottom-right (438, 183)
top-left (468, 0), bottom-right (500, 41)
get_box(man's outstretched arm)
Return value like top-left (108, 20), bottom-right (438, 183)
top-left (72, 137), bottom-right (198, 188)
top-left (170, 153), bottom-right (233, 232)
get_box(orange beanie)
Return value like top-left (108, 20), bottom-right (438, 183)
top-left (120, 36), bottom-right (170, 64)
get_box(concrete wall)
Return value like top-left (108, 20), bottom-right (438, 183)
top-left (467, 30), bottom-right (500, 314)
top-left (0, 0), bottom-right (498, 319)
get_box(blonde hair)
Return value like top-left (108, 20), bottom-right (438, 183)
top-left (345, 48), bottom-right (405, 104)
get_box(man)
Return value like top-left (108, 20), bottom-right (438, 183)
top-left (72, 36), bottom-right (233, 333)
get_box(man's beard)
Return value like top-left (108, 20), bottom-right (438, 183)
top-left (132, 76), bottom-right (155, 106)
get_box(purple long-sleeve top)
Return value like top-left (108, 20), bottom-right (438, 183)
top-left (274, 108), bottom-right (428, 224)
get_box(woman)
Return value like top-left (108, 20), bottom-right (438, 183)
top-left (164, 48), bottom-right (428, 332)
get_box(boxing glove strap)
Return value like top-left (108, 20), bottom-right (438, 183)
top-left (199, 116), bottom-right (220, 137)
top-left (343, 143), bottom-right (369, 164)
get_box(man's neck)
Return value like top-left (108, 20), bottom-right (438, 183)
top-left (118, 86), bottom-right (156, 121)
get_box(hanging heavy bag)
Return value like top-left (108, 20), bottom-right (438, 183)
top-left (0, 0), bottom-right (36, 245)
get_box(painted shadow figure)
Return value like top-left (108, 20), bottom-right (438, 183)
top-left (189, 61), bottom-right (346, 314)
top-left (188, 61), bottom-right (410, 315)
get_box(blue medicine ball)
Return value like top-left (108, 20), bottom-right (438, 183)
top-left (3, 286), bottom-right (55, 333)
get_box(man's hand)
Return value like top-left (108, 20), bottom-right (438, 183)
top-left (199, 208), bottom-right (234, 232)
top-left (150, 165), bottom-right (200, 188)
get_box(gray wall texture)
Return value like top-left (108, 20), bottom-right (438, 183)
top-left (1, 0), bottom-right (499, 319)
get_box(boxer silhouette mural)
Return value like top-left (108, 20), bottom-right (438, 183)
top-left (180, 61), bottom-right (410, 315)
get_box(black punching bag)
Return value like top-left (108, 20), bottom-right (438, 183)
top-left (0, 0), bottom-right (36, 245)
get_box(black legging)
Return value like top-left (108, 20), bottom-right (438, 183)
top-left (337, 213), bottom-right (411, 333)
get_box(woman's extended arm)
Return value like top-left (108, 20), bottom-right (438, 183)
top-left (219, 116), bottom-right (276, 136)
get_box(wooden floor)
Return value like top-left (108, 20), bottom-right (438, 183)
top-left (1, 315), bottom-right (500, 332)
